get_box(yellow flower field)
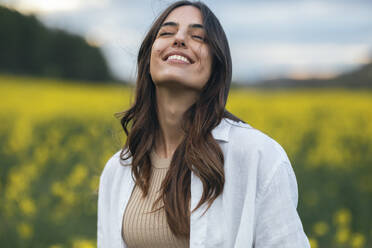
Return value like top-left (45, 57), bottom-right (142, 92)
top-left (0, 74), bottom-right (371, 247)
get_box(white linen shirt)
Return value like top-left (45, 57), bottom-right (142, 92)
top-left (97, 118), bottom-right (311, 248)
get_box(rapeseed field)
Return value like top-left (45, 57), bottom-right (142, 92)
top-left (1, 74), bottom-right (371, 247)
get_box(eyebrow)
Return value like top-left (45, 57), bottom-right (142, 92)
top-left (160, 21), bottom-right (204, 29)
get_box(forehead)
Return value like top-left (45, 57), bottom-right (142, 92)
top-left (163, 5), bottom-right (203, 24)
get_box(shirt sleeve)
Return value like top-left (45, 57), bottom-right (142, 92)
top-left (97, 164), bottom-right (107, 248)
top-left (253, 161), bottom-right (311, 248)
top-left (97, 155), bottom-right (114, 248)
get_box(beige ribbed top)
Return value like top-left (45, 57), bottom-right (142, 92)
top-left (122, 150), bottom-right (189, 248)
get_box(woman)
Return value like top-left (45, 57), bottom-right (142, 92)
top-left (97, 1), bottom-right (310, 247)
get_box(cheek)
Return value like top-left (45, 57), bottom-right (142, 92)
top-left (199, 50), bottom-right (212, 75)
top-left (150, 42), bottom-right (162, 73)
top-left (150, 43), bottom-right (158, 62)
top-left (150, 40), bottom-right (170, 69)
top-left (150, 40), bottom-right (163, 58)
top-left (152, 39), bottom-right (168, 55)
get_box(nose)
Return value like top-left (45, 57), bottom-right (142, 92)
top-left (173, 40), bottom-right (186, 47)
top-left (173, 31), bottom-right (186, 47)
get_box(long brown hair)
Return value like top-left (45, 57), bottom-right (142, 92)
top-left (115, 0), bottom-right (242, 238)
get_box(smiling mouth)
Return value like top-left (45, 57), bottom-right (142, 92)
top-left (166, 58), bottom-right (191, 65)
top-left (167, 54), bottom-right (191, 64)
top-left (163, 54), bottom-right (195, 64)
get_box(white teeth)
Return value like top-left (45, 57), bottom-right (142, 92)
top-left (167, 55), bottom-right (190, 63)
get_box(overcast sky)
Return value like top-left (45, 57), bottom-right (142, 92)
top-left (1, 0), bottom-right (372, 83)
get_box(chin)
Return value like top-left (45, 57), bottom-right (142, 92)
top-left (154, 74), bottom-right (200, 90)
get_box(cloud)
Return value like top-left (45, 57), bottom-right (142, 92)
top-left (0, 0), bottom-right (109, 14)
top-left (2, 0), bottom-right (372, 82)
top-left (220, 1), bottom-right (372, 43)
top-left (231, 42), bottom-right (371, 81)
top-left (213, 0), bottom-right (372, 81)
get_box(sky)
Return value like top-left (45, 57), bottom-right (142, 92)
top-left (1, 0), bottom-right (372, 84)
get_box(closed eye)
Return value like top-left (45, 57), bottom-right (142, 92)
top-left (159, 32), bottom-right (205, 42)
top-left (159, 32), bottom-right (172, 36)
top-left (192, 35), bottom-right (205, 41)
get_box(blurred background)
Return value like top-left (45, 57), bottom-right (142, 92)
top-left (0, 0), bottom-right (371, 247)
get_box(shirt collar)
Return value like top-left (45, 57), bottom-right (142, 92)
top-left (118, 118), bottom-right (231, 165)
top-left (211, 118), bottom-right (231, 142)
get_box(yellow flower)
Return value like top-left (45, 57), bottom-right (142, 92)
top-left (350, 232), bottom-right (365, 248)
top-left (90, 175), bottom-right (100, 194)
top-left (313, 221), bottom-right (329, 237)
top-left (19, 197), bottom-right (36, 217)
top-left (67, 164), bottom-right (88, 188)
top-left (51, 181), bottom-right (76, 206)
top-left (334, 208), bottom-right (352, 227)
top-left (17, 222), bottom-right (33, 239)
top-left (308, 238), bottom-right (318, 248)
top-left (335, 227), bottom-right (351, 244)
top-left (72, 239), bottom-right (95, 248)
top-left (51, 182), bottom-right (64, 197)
top-left (49, 245), bottom-right (63, 248)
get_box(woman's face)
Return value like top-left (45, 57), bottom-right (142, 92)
top-left (150, 6), bottom-right (212, 91)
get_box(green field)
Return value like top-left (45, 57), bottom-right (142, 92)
top-left (1, 74), bottom-right (371, 247)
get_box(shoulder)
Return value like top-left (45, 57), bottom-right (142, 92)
top-left (223, 118), bottom-right (292, 193)
top-left (100, 149), bottom-right (132, 182)
top-left (224, 118), bottom-right (289, 162)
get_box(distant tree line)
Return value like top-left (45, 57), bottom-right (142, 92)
top-left (254, 61), bottom-right (372, 89)
top-left (0, 6), bottom-right (115, 82)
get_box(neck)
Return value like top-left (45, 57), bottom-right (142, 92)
top-left (154, 84), bottom-right (199, 159)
